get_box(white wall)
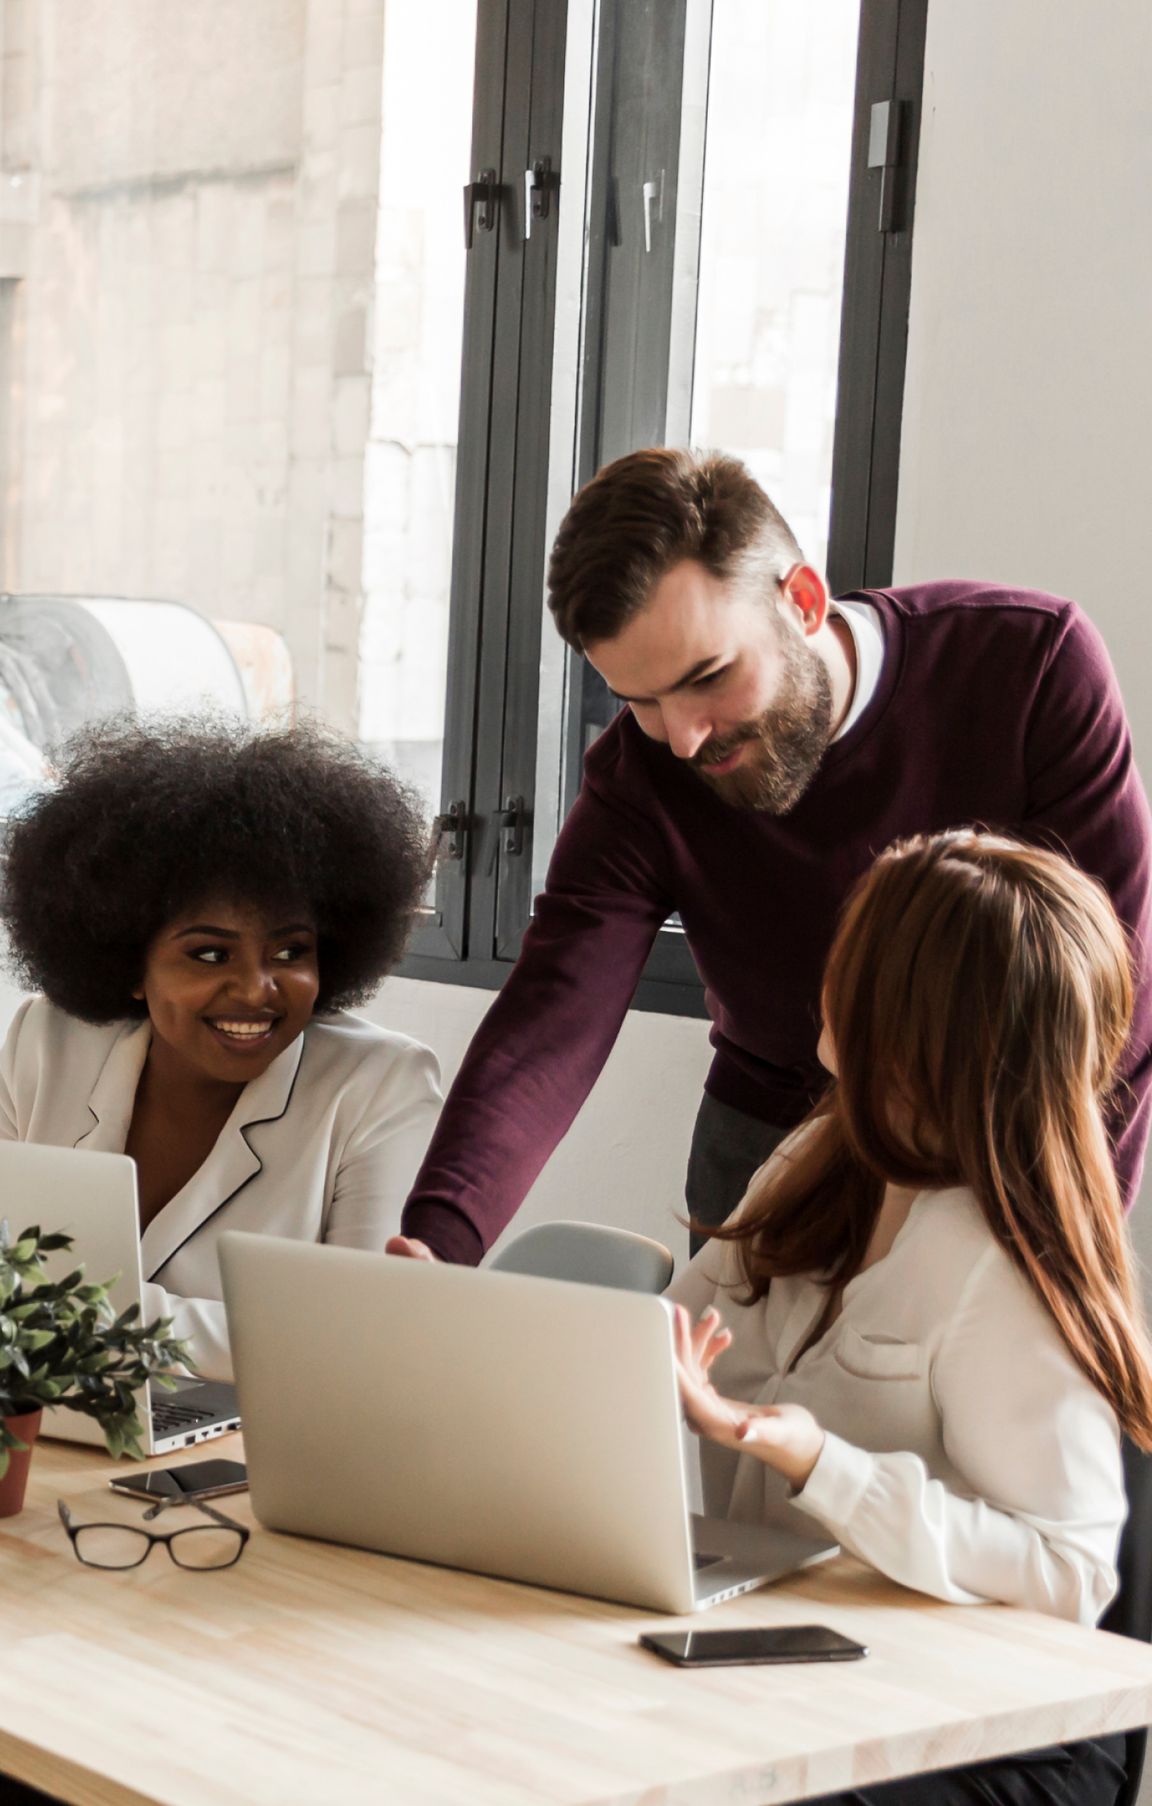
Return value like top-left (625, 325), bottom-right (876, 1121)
top-left (895, 0), bottom-right (1152, 1265)
top-left (895, 0), bottom-right (1152, 763)
top-left (897, 36), bottom-right (1152, 1781)
top-left (362, 978), bottom-right (710, 1267)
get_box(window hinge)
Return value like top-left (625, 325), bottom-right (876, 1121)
top-left (867, 100), bottom-right (905, 233)
top-left (434, 801), bottom-right (468, 860)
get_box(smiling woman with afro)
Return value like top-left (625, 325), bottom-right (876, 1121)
top-left (0, 717), bottom-right (443, 1381)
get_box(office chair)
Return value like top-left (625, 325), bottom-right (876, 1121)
top-left (1100, 1439), bottom-right (1152, 1806)
top-left (488, 1219), bottom-right (674, 1294)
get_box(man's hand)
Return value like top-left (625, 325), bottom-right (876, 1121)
top-left (672, 1305), bottom-right (824, 1491)
top-left (385, 1235), bottom-right (439, 1262)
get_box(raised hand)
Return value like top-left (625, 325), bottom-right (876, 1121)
top-left (672, 1304), bottom-right (741, 1440)
top-left (672, 1304), bottom-right (825, 1490)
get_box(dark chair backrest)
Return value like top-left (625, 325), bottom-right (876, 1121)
top-left (1099, 1439), bottom-right (1152, 1806)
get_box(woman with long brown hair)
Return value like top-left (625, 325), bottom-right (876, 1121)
top-left (671, 829), bottom-right (1152, 1806)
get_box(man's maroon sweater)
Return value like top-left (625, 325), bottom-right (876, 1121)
top-left (403, 582), bottom-right (1152, 1262)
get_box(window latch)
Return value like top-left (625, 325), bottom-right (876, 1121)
top-left (500, 794), bottom-right (526, 856)
top-left (463, 169), bottom-right (498, 250)
top-left (867, 101), bottom-right (904, 233)
top-left (433, 800), bottom-right (468, 860)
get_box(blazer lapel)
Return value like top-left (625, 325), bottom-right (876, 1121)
top-left (140, 1032), bottom-right (306, 1281)
top-left (74, 1020), bottom-right (152, 1153)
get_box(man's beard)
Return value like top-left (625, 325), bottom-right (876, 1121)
top-left (691, 628), bottom-right (834, 813)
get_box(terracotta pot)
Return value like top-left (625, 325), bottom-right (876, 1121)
top-left (0, 1408), bottom-right (43, 1518)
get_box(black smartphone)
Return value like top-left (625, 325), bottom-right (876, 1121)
top-left (108, 1458), bottom-right (248, 1503)
top-left (639, 1625), bottom-right (868, 1667)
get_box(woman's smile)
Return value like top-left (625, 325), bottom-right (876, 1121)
top-left (203, 1013), bottom-right (285, 1054)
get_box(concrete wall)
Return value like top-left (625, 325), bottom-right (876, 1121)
top-left (0, 0), bottom-right (387, 727)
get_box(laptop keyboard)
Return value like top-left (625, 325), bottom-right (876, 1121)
top-left (693, 1552), bottom-right (723, 1572)
top-left (150, 1398), bottom-right (219, 1434)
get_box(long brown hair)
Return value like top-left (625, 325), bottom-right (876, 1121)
top-left (712, 830), bottom-right (1152, 1448)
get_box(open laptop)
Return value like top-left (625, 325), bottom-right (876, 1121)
top-left (0, 1142), bottom-right (240, 1456)
top-left (219, 1230), bottom-right (835, 1613)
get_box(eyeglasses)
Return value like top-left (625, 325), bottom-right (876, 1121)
top-left (57, 1495), bottom-right (250, 1571)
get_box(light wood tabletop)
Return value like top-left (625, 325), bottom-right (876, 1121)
top-left (3, 1435), bottom-right (1152, 1806)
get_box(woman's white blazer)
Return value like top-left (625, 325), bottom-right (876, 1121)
top-left (0, 996), bottom-right (443, 1381)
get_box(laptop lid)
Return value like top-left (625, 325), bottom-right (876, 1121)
top-left (0, 1142), bottom-right (240, 1456)
top-left (220, 1230), bottom-right (706, 1612)
top-left (0, 1141), bottom-right (149, 1450)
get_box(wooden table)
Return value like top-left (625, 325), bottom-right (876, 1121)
top-left (3, 1437), bottom-right (1152, 1806)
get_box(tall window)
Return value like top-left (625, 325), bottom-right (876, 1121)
top-left (0, 0), bottom-right (926, 1013)
top-left (406, 0), bottom-right (928, 1007)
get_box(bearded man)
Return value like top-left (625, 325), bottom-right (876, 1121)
top-left (391, 448), bottom-right (1152, 1263)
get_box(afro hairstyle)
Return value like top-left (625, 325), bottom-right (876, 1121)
top-left (0, 716), bottom-right (433, 1022)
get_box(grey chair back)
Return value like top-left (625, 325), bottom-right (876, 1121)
top-left (488, 1220), bottom-right (674, 1294)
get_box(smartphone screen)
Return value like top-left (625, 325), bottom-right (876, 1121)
top-left (108, 1459), bottom-right (248, 1502)
top-left (639, 1625), bottom-right (868, 1667)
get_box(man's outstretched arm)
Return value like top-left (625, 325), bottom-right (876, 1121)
top-left (398, 770), bottom-right (674, 1261)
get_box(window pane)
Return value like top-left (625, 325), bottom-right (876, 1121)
top-left (0, 2), bottom-right (477, 827)
top-left (532, 0), bottom-right (858, 893)
top-left (358, 0), bottom-right (479, 821)
top-left (690, 0), bottom-right (858, 576)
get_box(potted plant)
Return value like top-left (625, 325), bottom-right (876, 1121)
top-left (0, 1219), bottom-right (190, 1517)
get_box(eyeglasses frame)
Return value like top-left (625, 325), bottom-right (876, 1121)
top-left (57, 1494), bottom-right (251, 1571)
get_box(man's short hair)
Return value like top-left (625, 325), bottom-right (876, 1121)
top-left (546, 447), bottom-right (804, 650)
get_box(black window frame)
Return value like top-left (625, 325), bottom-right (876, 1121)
top-left (396, 0), bottom-right (929, 1014)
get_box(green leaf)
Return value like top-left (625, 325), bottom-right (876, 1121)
top-left (36, 1233), bottom-right (73, 1253)
top-left (0, 1225), bottom-right (191, 1442)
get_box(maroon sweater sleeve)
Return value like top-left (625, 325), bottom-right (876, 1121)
top-left (1022, 605), bottom-right (1152, 1205)
top-left (401, 755), bottom-right (674, 1261)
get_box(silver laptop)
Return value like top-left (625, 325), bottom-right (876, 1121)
top-left (219, 1231), bottom-right (835, 1613)
top-left (0, 1142), bottom-right (240, 1456)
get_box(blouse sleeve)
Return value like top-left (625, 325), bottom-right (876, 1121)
top-left (0, 996), bottom-right (35, 1141)
top-left (789, 1246), bottom-right (1126, 1623)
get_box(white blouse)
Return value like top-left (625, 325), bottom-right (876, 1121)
top-left (0, 996), bottom-right (442, 1382)
top-left (669, 1149), bottom-right (1125, 1625)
